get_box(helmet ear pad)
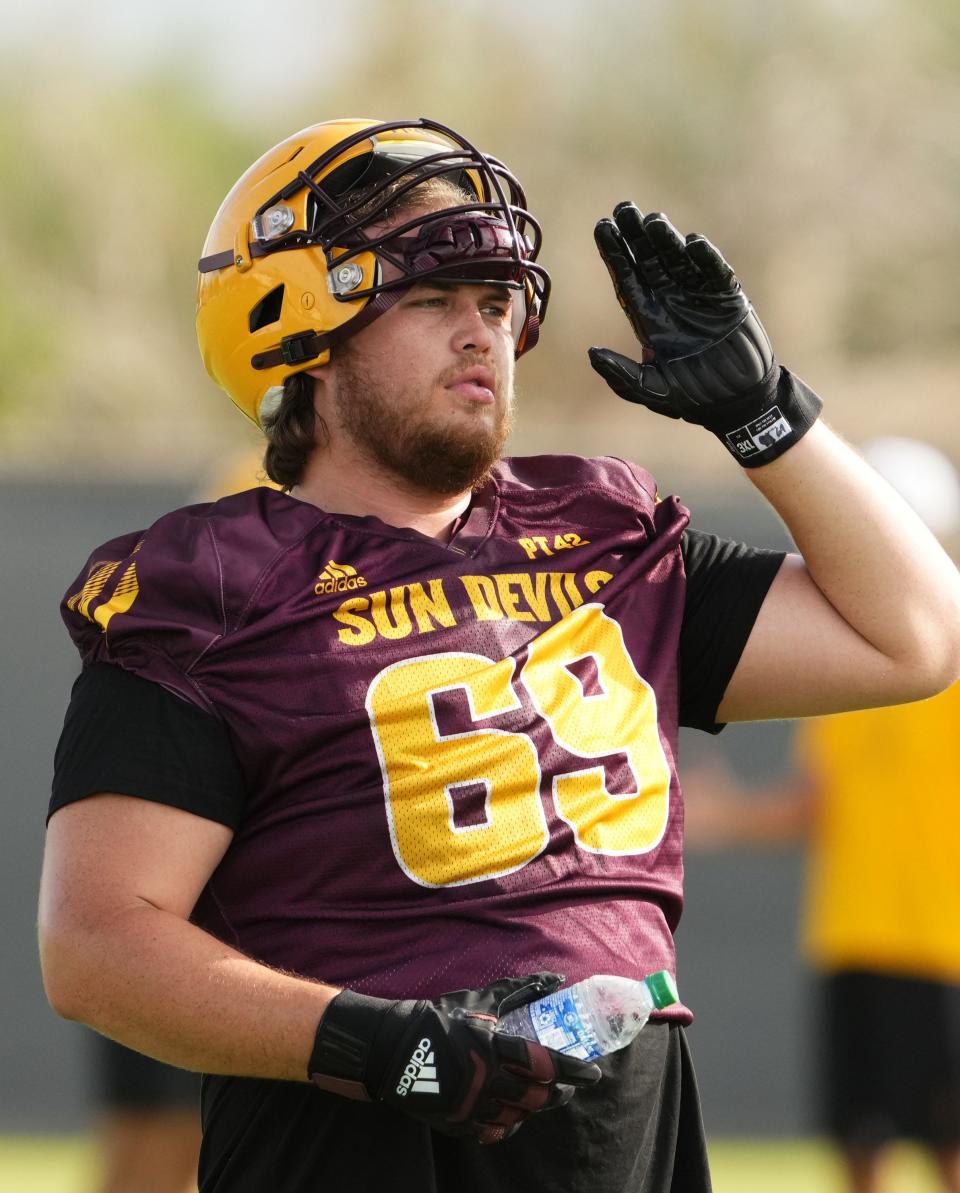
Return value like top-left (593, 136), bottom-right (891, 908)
top-left (514, 277), bottom-right (542, 355)
top-left (197, 243), bottom-right (380, 424)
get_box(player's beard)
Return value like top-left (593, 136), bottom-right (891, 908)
top-left (332, 349), bottom-right (514, 496)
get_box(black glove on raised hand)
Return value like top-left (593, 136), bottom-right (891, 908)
top-left (308, 973), bottom-right (602, 1145)
top-left (589, 202), bottom-right (822, 467)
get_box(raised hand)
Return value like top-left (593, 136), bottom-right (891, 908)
top-left (590, 203), bottom-right (821, 467)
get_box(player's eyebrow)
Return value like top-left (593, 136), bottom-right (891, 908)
top-left (413, 279), bottom-right (513, 301)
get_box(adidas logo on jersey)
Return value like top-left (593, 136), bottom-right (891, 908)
top-left (314, 560), bottom-right (368, 595)
top-left (395, 1037), bottom-right (440, 1098)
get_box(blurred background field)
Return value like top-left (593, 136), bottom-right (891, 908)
top-left (3, 0), bottom-right (959, 1189)
top-left (0, 1136), bottom-right (948, 1193)
top-left (4, 0), bottom-right (960, 490)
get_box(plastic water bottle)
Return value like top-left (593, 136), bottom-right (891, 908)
top-left (497, 971), bottom-right (679, 1061)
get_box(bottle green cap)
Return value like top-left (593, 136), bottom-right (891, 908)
top-left (645, 970), bottom-right (679, 1009)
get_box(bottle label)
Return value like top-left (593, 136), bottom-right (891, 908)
top-left (528, 992), bottom-right (602, 1060)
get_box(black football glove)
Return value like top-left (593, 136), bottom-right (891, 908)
top-left (308, 972), bottom-right (602, 1145)
top-left (589, 202), bottom-right (822, 467)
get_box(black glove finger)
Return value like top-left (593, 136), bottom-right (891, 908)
top-left (541, 1081), bottom-right (578, 1111)
top-left (496, 1034), bottom-right (602, 1091)
top-left (685, 234), bottom-right (738, 293)
top-left (487, 1073), bottom-right (552, 1112)
top-left (587, 347), bottom-right (654, 403)
top-left (613, 203), bottom-right (674, 295)
top-left (475, 1110), bottom-right (526, 1145)
top-left (588, 348), bottom-right (678, 416)
top-left (594, 219), bottom-right (658, 346)
top-left (495, 972), bottom-right (563, 1016)
top-left (492, 1031), bottom-right (552, 1076)
top-left (438, 972), bottom-right (563, 1020)
top-left (642, 213), bottom-right (704, 290)
top-left (594, 216), bottom-right (636, 273)
top-left (551, 1050), bottom-right (604, 1088)
top-left (612, 202), bottom-right (657, 269)
top-left (487, 1080), bottom-right (579, 1120)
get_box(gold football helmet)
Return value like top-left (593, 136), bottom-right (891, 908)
top-left (196, 117), bottom-right (549, 426)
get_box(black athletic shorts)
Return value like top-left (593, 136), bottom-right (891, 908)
top-left (91, 1032), bottom-right (200, 1113)
top-left (199, 1022), bottom-right (711, 1193)
top-left (820, 969), bottom-right (960, 1148)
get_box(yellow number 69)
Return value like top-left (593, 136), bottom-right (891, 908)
top-left (367, 604), bottom-right (671, 888)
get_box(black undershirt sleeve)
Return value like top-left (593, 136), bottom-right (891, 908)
top-left (49, 664), bottom-right (247, 829)
top-left (49, 531), bottom-right (785, 823)
top-left (678, 527), bottom-right (786, 733)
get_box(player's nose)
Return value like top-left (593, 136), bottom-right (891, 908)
top-left (450, 296), bottom-right (495, 354)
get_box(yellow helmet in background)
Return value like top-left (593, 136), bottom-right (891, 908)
top-left (196, 117), bottom-right (550, 427)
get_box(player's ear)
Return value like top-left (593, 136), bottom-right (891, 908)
top-left (305, 361), bottom-right (334, 407)
top-left (304, 361), bottom-right (339, 426)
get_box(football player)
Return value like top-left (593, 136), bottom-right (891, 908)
top-left (39, 117), bottom-right (960, 1193)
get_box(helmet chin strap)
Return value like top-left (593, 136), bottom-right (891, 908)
top-left (250, 289), bottom-right (403, 372)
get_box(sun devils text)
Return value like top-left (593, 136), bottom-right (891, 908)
top-left (332, 569), bottom-right (614, 647)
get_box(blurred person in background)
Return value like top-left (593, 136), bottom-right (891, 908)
top-left (88, 1034), bottom-right (200, 1193)
top-left (37, 117), bottom-right (960, 1193)
top-left (685, 437), bottom-right (960, 1193)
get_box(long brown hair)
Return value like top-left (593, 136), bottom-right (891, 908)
top-left (262, 372), bottom-right (325, 489)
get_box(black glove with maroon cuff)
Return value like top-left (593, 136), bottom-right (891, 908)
top-left (308, 972), bottom-right (602, 1145)
top-left (589, 202), bottom-right (822, 468)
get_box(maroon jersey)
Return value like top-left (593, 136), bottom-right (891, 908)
top-left (62, 455), bottom-right (693, 1020)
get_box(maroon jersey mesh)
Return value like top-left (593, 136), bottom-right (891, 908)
top-left (62, 455), bottom-right (693, 1021)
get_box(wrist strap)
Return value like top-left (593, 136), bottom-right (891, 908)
top-left (308, 990), bottom-right (420, 1102)
top-left (308, 990), bottom-right (380, 1100)
top-left (708, 367), bottom-right (822, 467)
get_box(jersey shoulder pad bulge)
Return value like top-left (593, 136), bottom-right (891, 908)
top-left (61, 489), bottom-right (323, 707)
top-left (495, 454), bottom-right (659, 507)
